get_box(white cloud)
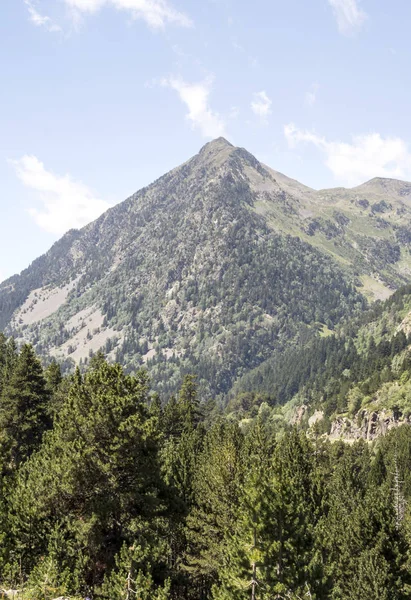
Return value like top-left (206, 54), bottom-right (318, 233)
top-left (64, 0), bottom-right (192, 29)
top-left (162, 76), bottom-right (226, 139)
top-left (10, 155), bottom-right (111, 235)
top-left (284, 123), bottom-right (411, 186)
top-left (251, 91), bottom-right (272, 120)
top-left (24, 0), bottom-right (62, 32)
top-left (328, 0), bottom-right (367, 35)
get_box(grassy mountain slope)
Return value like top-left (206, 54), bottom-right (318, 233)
top-left (259, 170), bottom-right (411, 300)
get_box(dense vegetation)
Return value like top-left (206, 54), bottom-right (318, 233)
top-left (2, 337), bottom-right (411, 599)
top-left (229, 285), bottom-right (411, 421)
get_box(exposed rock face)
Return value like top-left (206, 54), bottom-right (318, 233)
top-left (291, 404), bottom-right (308, 425)
top-left (329, 409), bottom-right (411, 441)
top-left (308, 410), bottom-right (324, 427)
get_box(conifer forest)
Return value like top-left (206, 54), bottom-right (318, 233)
top-left (2, 320), bottom-right (411, 599)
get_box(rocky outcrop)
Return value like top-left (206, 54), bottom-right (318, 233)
top-left (308, 410), bottom-right (324, 427)
top-left (329, 408), bottom-right (411, 441)
top-left (291, 404), bottom-right (308, 425)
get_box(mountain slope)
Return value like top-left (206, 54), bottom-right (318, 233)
top-left (257, 170), bottom-right (411, 300)
top-left (228, 283), bottom-right (411, 440)
top-left (0, 138), bottom-right (365, 396)
top-left (2, 137), bottom-right (411, 396)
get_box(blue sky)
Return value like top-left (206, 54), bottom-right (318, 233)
top-left (1, 0), bottom-right (411, 281)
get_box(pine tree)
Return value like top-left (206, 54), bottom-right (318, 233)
top-left (44, 360), bottom-right (64, 419)
top-left (178, 375), bottom-right (202, 430)
top-left (8, 360), bottom-right (167, 590)
top-left (0, 337), bottom-right (18, 393)
top-left (267, 430), bottom-right (320, 598)
top-left (212, 419), bottom-right (273, 600)
top-left (213, 427), bottom-right (321, 600)
top-left (318, 441), bottom-right (408, 599)
top-left (162, 395), bottom-right (182, 438)
top-left (345, 547), bottom-right (391, 600)
top-left (44, 360), bottom-right (62, 392)
top-left (0, 344), bottom-right (51, 470)
top-left (102, 541), bottom-right (171, 600)
top-left (159, 378), bottom-right (206, 599)
top-left (0, 332), bottom-right (7, 381)
top-left (184, 421), bottom-right (244, 595)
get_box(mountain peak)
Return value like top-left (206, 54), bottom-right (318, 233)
top-left (352, 176), bottom-right (411, 198)
top-left (354, 176), bottom-right (401, 189)
top-left (195, 137), bottom-right (268, 176)
top-left (193, 137), bottom-right (239, 170)
top-left (199, 137), bottom-right (234, 152)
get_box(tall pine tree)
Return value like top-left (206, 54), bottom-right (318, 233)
top-left (0, 344), bottom-right (50, 471)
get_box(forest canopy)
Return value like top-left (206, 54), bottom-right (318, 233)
top-left (1, 338), bottom-right (411, 599)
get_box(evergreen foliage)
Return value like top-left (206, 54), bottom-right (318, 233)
top-left (230, 284), bottom-right (411, 420)
top-left (0, 343), bottom-right (51, 471)
top-left (1, 332), bottom-right (411, 598)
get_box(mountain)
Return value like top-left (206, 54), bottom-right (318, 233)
top-left (2, 137), bottom-right (411, 397)
top-left (228, 283), bottom-right (411, 441)
top-left (258, 172), bottom-right (411, 300)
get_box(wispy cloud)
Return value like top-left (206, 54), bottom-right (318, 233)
top-left (24, 0), bottom-right (62, 32)
top-left (305, 91), bottom-right (316, 107)
top-left (10, 155), bottom-right (111, 234)
top-left (229, 106), bottom-right (240, 120)
top-left (161, 76), bottom-right (226, 139)
top-left (305, 84), bottom-right (319, 107)
top-left (231, 37), bottom-right (259, 69)
top-left (251, 91), bottom-right (272, 120)
top-left (284, 123), bottom-right (411, 186)
top-left (328, 0), bottom-right (367, 35)
top-left (64, 0), bottom-right (193, 30)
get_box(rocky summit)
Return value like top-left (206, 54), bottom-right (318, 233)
top-left (2, 137), bottom-right (411, 397)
